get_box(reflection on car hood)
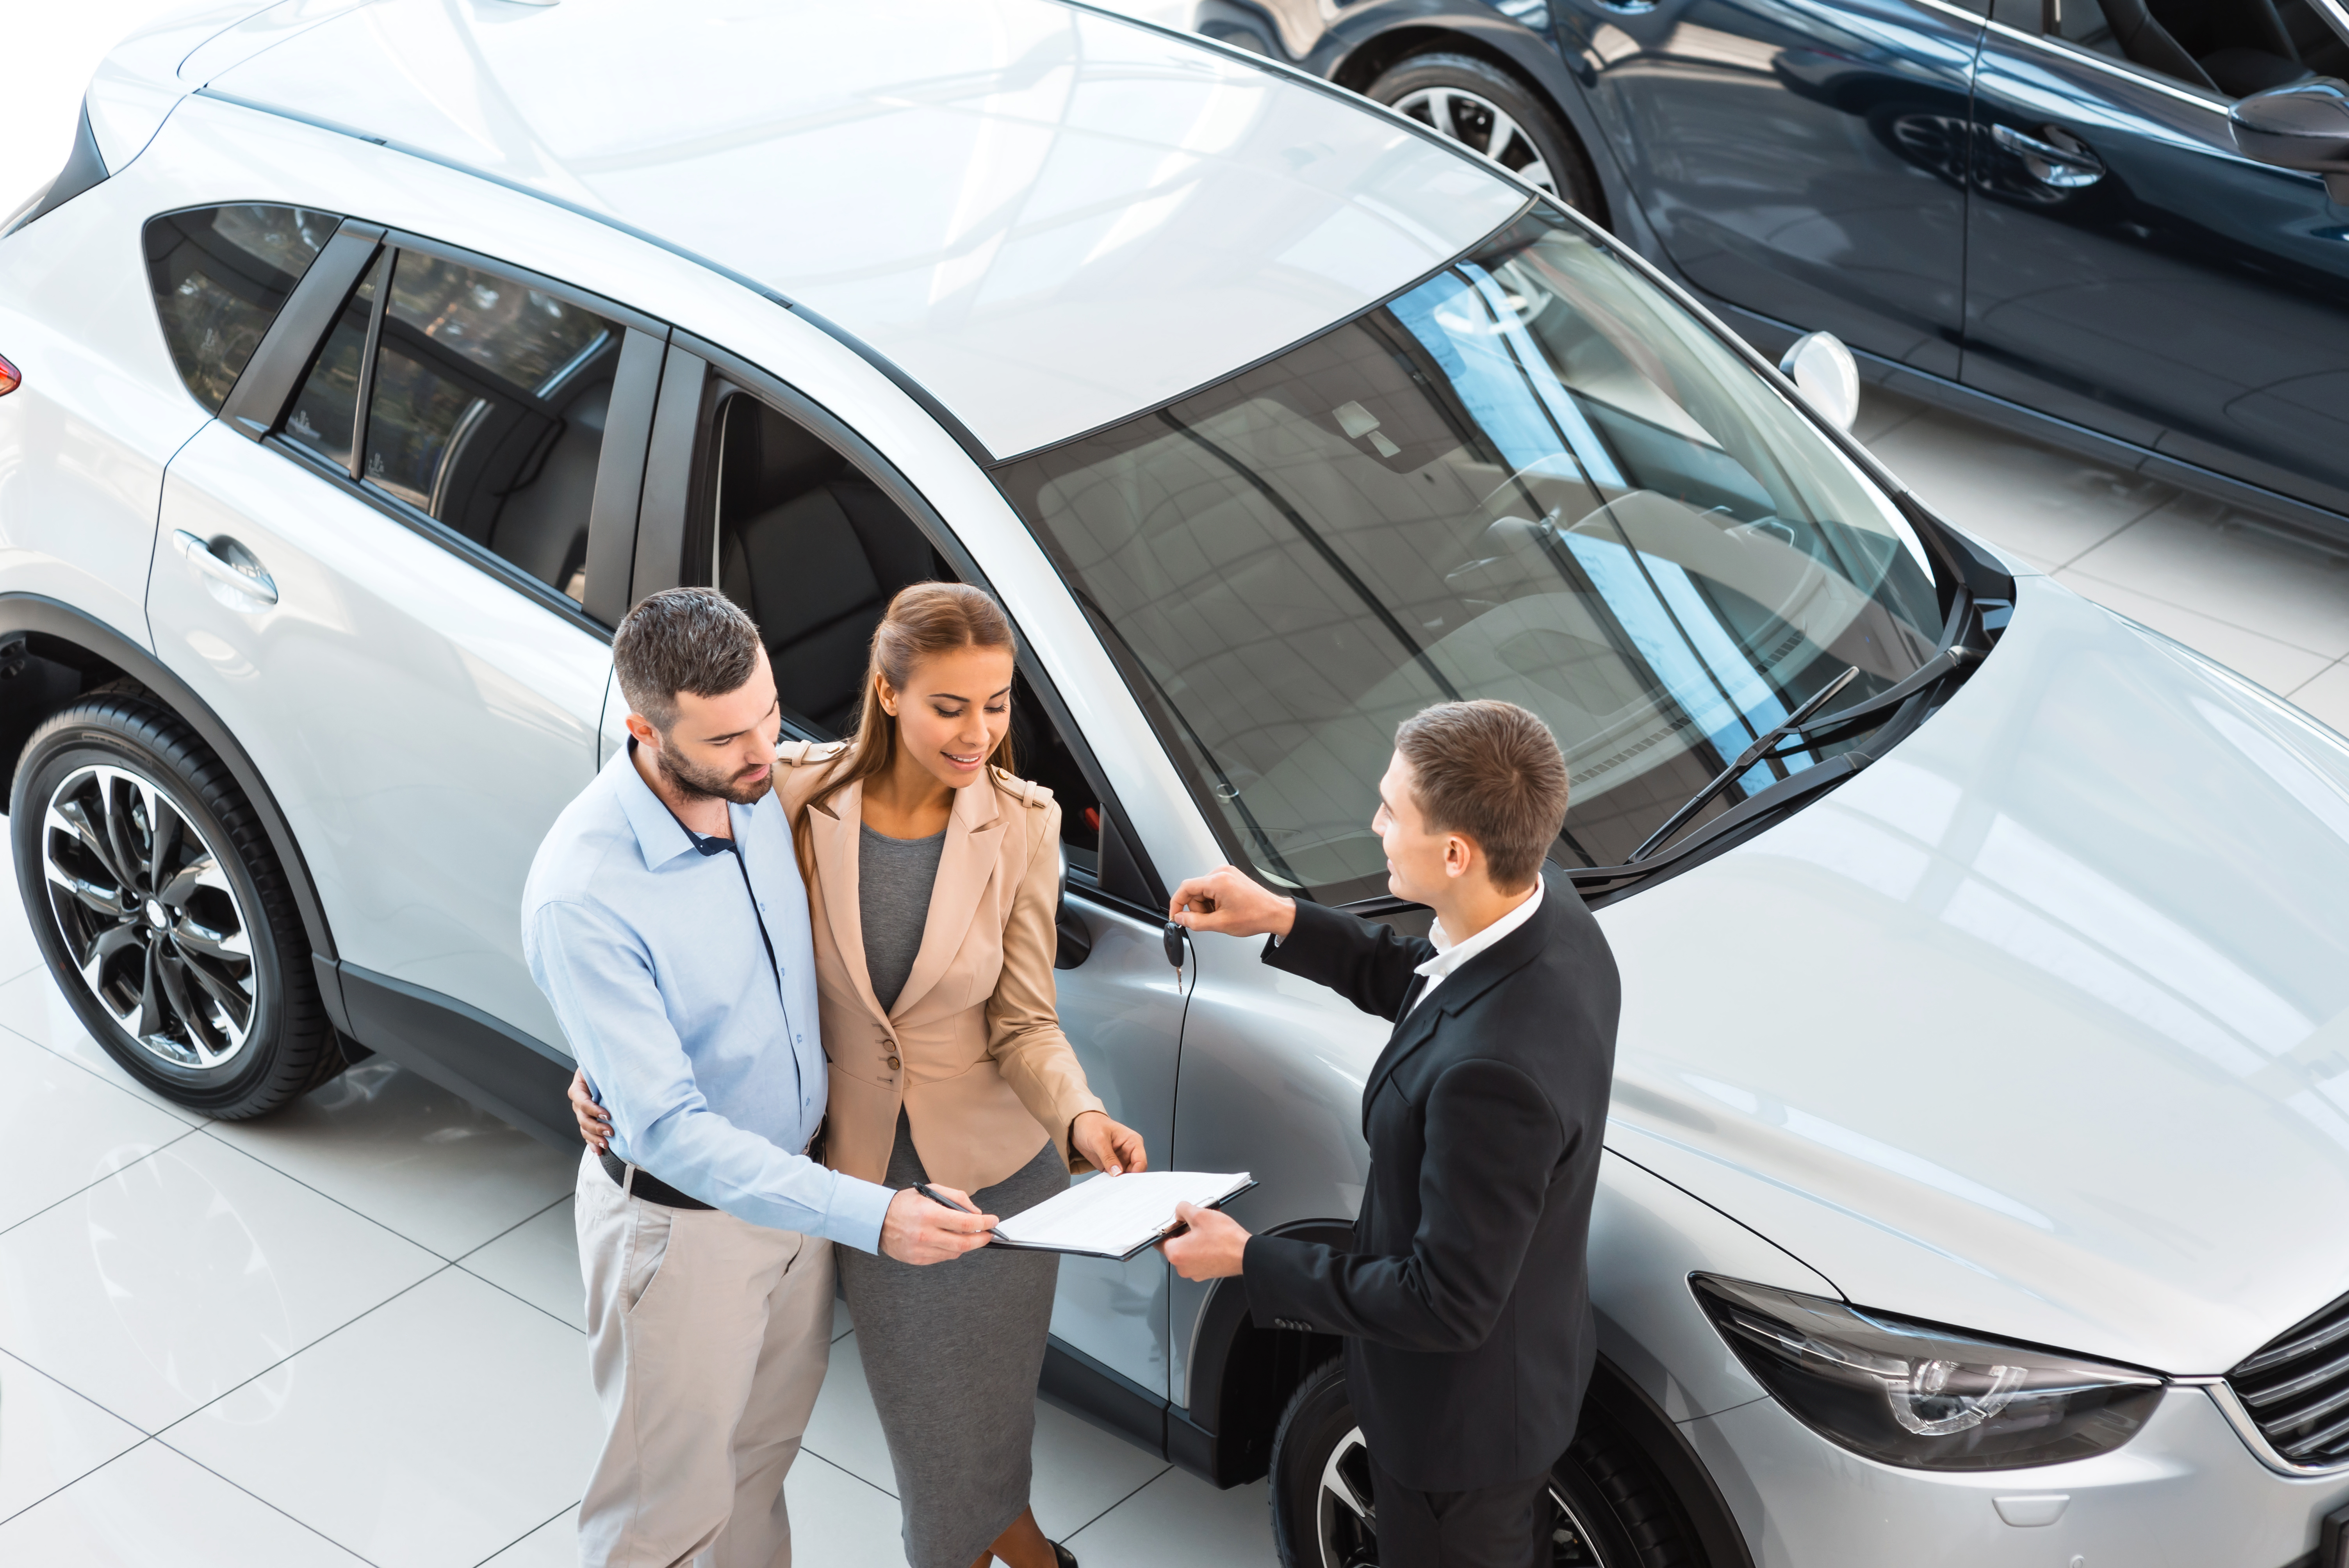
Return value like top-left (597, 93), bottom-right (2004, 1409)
top-left (1599, 573), bottom-right (2349, 1373)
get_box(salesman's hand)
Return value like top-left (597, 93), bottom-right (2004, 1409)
top-left (1070, 1110), bottom-right (1148, 1177)
top-left (1169, 866), bottom-right (1296, 941)
top-left (881, 1185), bottom-right (999, 1265)
top-left (1160, 1201), bottom-right (1250, 1280)
top-left (569, 1069), bottom-right (612, 1154)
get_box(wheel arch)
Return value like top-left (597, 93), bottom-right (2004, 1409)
top-left (1173, 1219), bottom-right (1353, 1486)
top-left (1323, 13), bottom-right (1617, 230)
top-left (0, 594), bottom-right (342, 984)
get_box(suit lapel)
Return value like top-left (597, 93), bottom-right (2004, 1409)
top-left (888, 779), bottom-right (1003, 1021)
top-left (1358, 895), bottom-right (1557, 1126)
top-left (807, 779), bottom-right (892, 1029)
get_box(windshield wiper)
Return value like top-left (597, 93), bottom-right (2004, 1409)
top-left (1627, 665), bottom-right (1861, 863)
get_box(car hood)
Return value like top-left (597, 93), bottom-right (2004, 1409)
top-left (1598, 572), bottom-right (2349, 1374)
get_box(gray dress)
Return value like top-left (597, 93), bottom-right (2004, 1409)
top-left (836, 821), bottom-right (1069, 1568)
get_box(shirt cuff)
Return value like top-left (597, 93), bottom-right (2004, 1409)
top-left (823, 1171), bottom-right (898, 1255)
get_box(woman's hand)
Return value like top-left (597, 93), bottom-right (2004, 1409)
top-left (1071, 1109), bottom-right (1147, 1176)
top-left (570, 1069), bottom-right (613, 1153)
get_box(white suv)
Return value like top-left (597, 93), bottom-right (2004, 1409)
top-left (4, 4), bottom-right (2348, 1566)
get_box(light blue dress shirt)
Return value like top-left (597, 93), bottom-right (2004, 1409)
top-left (522, 745), bottom-right (894, 1251)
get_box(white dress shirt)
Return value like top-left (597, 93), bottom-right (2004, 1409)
top-left (1409, 877), bottom-right (1545, 1016)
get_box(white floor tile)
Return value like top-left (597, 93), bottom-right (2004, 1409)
top-left (0, 1439), bottom-right (367, 1566)
top-left (1062, 1468), bottom-right (1278, 1566)
top-left (0, 1026), bottom-right (195, 1235)
top-left (0, 968), bottom-right (211, 1126)
top-left (2065, 493), bottom-right (2349, 659)
top-left (1031, 1401), bottom-right (1170, 1541)
top-left (2290, 660), bottom-right (2349, 738)
top-left (832, 1291), bottom-right (853, 1342)
top-left (0, 1348), bottom-right (143, 1523)
top-left (206, 1058), bottom-right (579, 1259)
top-left (785, 1450), bottom-right (912, 1568)
top-left (803, 1328), bottom-right (896, 1495)
top-left (169, 1266), bottom-right (599, 1568)
top-left (0, 875), bottom-right (46, 987)
top-left (462, 1196), bottom-right (583, 1329)
top-left (1864, 410), bottom-right (2173, 574)
top-left (479, 1506), bottom-right (578, 1567)
top-left (2057, 572), bottom-right (2338, 698)
top-left (0, 1133), bottom-right (438, 1432)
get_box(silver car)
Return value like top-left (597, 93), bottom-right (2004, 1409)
top-left (4, 3), bottom-right (2347, 1565)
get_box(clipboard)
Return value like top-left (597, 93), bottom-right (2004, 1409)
top-left (986, 1172), bottom-right (1258, 1261)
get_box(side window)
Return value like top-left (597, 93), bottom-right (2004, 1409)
top-left (698, 390), bottom-right (1105, 873)
top-left (143, 204), bottom-right (336, 413)
top-left (277, 245), bottom-right (622, 607)
top-left (2027, 0), bottom-right (2344, 94)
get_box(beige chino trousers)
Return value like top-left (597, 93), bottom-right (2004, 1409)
top-left (575, 1149), bottom-right (834, 1568)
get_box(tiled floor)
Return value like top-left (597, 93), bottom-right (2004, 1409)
top-left (1862, 389), bottom-right (2349, 728)
top-left (2, 390), bottom-right (2348, 1566)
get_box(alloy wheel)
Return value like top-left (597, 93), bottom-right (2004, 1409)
top-left (1391, 86), bottom-right (1558, 195)
top-left (1315, 1425), bottom-right (1610, 1566)
top-left (40, 763), bottom-right (257, 1071)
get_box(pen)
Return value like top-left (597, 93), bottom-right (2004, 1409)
top-left (915, 1183), bottom-right (993, 1229)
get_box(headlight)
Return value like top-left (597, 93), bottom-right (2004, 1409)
top-left (1692, 1275), bottom-right (2164, 1470)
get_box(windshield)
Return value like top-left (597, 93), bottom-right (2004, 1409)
top-left (996, 207), bottom-right (1945, 905)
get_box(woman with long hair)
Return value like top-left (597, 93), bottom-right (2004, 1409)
top-left (575, 581), bottom-right (1146, 1568)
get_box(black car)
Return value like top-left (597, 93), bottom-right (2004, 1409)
top-left (1112, 0), bottom-right (2349, 542)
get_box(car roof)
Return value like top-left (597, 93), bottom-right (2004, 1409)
top-left (198, 0), bottom-right (1527, 460)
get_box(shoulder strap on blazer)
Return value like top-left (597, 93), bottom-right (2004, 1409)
top-left (776, 739), bottom-right (850, 768)
top-left (990, 766), bottom-right (1055, 809)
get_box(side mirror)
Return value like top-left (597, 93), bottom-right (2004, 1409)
top-left (1779, 330), bottom-right (1861, 433)
top-left (2230, 77), bottom-right (2349, 204)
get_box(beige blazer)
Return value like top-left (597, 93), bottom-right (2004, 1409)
top-left (774, 741), bottom-right (1106, 1195)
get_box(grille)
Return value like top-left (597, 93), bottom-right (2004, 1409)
top-left (2230, 1290), bottom-right (2349, 1469)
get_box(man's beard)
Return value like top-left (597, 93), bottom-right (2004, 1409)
top-left (654, 742), bottom-right (771, 807)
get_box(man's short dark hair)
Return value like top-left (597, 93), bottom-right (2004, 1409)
top-left (613, 588), bottom-right (763, 732)
top-left (1394, 700), bottom-right (1569, 893)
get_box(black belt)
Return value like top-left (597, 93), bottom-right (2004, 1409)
top-left (600, 1148), bottom-right (714, 1210)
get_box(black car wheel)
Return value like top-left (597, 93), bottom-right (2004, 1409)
top-left (1269, 1360), bottom-right (1706, 1568)
top-left (1367, 53), bottom-right (1604, 219)
top-left (11, 692), bottom-right (335, 1116)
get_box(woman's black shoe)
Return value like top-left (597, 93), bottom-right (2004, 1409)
top-left (1053, 1544), bottom-right (1078, 1568)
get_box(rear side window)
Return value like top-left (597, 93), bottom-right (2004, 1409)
top-left (143, 205), bottom-right (336, 413)
top-left (278, 246), bottom-right (622, 606)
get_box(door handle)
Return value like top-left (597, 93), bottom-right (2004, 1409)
top-left (1992, 123), bottom-right (2105, 187)
top-left (172, 530), bottom-right (279, 607)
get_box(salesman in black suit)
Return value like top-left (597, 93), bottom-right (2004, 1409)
top-left (1162, 699), bottom-right (1618, 1568)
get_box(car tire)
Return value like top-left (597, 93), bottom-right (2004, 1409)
top-left (1268, 1358), bottom-right (1707, 1568)
top-left (11, 691), bottom-right (337, 1117)
top-left (1365, 52), bottom-right (1605, 219)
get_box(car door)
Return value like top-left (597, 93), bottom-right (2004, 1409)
top-left (1966, 0), bottom-right (2349, 517)
top-left (1557, 0), bottom-right (1981, 372)
top-left (148, 219), bottom-right (661, 1053)
top-left (628, 342), bottom-right (1192, 1399)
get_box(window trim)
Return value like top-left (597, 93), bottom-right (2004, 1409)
top-left (217, 217), bottom-right (382, 438)
top-left (640, 330), bottom-right (1173, 916)
top-left (1982, 15), bottom-right (2235, 113)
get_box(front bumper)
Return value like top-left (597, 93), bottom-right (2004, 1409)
top-left (1683, 1384), bottom-right (2349, 1567)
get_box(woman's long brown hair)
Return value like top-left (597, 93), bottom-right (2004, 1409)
top-left (793, 581), bottom-right (1019, 880)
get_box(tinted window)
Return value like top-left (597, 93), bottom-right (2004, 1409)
top-left (701, 393), bottom-right (1102, 867)
top-left (997, 209), bottom-right (1943, 902)
top-left (277, 247), bottom-right (622, 608)
top-left (366, 253), bottom-right (618, 602)
top-left (143, 204), bottom-right (335, 413)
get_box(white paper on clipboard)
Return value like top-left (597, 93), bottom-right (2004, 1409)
top-left (989, 1171), bottom-right (1255, 1260)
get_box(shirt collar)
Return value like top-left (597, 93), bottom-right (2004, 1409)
top-left (1418, 876), bottom-right (1545, 982)
top-left (614, 738), bottom-right (717, 870)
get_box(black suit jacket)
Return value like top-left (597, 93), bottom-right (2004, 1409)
top-left (1241, 875), bottom-right (1620, 1491)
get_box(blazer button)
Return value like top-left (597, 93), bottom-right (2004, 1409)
top-left (887, 1055), bottom-right (902, 1069)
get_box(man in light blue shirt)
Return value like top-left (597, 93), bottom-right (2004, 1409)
top-left (523, 588), bottom-right (993, 1568)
